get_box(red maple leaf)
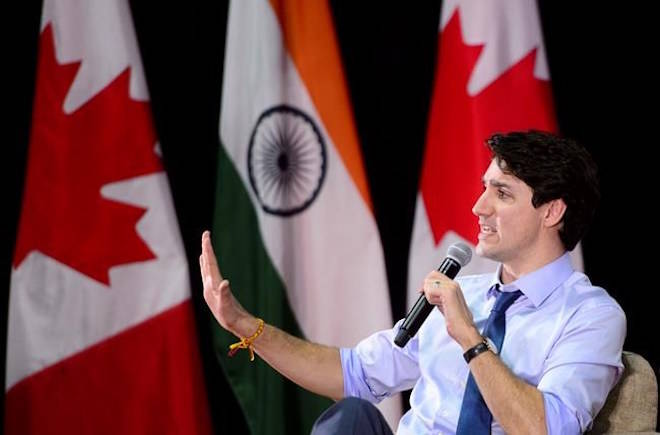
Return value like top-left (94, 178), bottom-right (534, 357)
top-left (421, 11), bottom-right (558, 245)
top-left (13, 24), bottom-right (163, 285)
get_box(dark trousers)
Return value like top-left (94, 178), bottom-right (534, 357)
top-left (311, 397), bottom-right (394, 435)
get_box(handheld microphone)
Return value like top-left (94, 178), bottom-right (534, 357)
top-left (394, 242), bottom-right (472, 347)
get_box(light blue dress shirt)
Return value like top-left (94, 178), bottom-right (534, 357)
top-left (341, 253), bottom-right (626, 434)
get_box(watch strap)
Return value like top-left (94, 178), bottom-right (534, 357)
top-left (463, 340), bottom-right (491, 364)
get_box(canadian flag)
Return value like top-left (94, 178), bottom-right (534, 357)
top-left (5, 1), bottom-right (212, 434)
top-left (407, 0), bottom-right (576, 307)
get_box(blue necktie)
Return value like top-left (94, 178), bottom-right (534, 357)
top-left (455, 286), bottom-right (522, 434)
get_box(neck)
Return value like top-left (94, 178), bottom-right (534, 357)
top-left (500, 243), bottom-right (567, 284)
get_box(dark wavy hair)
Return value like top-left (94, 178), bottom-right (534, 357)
top-left (486, 131), bottom-right (600, 251)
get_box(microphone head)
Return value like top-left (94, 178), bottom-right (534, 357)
top-left (447, 242), bottom-right (472, 267)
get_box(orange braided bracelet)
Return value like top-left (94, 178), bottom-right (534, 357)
top-left (228, 318), bottom-right (264, 362)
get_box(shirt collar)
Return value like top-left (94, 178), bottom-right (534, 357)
top-left (487, 252), bottom-right (574, 308)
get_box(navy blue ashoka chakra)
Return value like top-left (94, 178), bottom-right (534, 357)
top-left (247, 105), bottom-right (327, 217)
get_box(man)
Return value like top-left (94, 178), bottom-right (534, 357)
top-left (199, 131), bottom-right (625, 434)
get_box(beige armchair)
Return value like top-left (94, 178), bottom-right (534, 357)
top-left (590, 351), bottom-right (658, 434)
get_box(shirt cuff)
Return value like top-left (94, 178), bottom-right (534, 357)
top-left (543, 391), bottom-right (580, 435)
top-left (340, 347), bottom-right (384, 403)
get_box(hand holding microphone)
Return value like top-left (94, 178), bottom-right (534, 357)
top-left (395, 243), bottom-right (472, 347)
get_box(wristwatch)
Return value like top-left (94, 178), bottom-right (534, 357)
top-left (463, 337), bottom-right (495, 364)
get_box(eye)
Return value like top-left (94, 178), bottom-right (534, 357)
top-left (497, 189), bottom-right (509, 199)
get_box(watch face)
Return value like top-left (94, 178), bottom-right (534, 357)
top-left (486, 337), bottom-right (498, 355)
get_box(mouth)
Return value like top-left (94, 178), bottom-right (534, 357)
top-left (478, 224), bottom-right (497, 239)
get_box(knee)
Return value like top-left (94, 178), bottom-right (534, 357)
top-left (317, 397), bottom-right (375, 422)
top-left (338, 397), bottom-right (374, 413)
top-left (312, 397), bottom-right (387, 435)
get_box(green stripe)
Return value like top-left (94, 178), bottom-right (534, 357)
top-left (211, 144), bottom-right (332, 434)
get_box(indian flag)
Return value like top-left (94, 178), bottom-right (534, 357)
top-left (212, 1), bottom-right (401, 433)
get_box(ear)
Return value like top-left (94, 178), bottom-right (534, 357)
top-left (543, 198), bottom-right (567, 228)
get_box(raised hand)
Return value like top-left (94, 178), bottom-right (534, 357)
top-left (199, 230), bottom-right (249, 335)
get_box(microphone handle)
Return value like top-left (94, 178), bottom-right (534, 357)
top-left (394, 258), bottom-right (461, 347)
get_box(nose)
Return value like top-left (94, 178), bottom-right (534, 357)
top-left (472, 189), bottom-right (490, 217)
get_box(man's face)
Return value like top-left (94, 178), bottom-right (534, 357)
top-left (472, 160), bottom-right (548, 265)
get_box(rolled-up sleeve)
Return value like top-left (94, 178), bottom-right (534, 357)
top-left (341, 320), bottom-right (421, 403)
top-left (543, 391), bottom-right (582, 434)
top-left (538, 304), bottom-right (626, 434)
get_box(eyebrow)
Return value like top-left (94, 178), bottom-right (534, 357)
top-left (482, 178), bottom-right (513, 190)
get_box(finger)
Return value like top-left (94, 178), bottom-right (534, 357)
top-left (205, 276), bottom-right (230, 296)
top-left (428, 294), bottom-right (444, 311)
top-left (204, 276), bottom-right (217, 294)
top-left (201, 239), bottom-right (218, 290)
top-left (200, 248), bottom-right (209, 280)
top-left (202, 277), bottom-right (218, 309)
top-left (423, 278), bottom-right (443, 293)
top-left (201, 231), bottom-right (224, 282)
top-left (426, 271), bottom-right (446, 281)
top-left (203, 234), bottom-right (220, 278)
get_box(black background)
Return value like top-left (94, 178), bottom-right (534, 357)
top-left (4, 1), bottom-right (657, 433)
